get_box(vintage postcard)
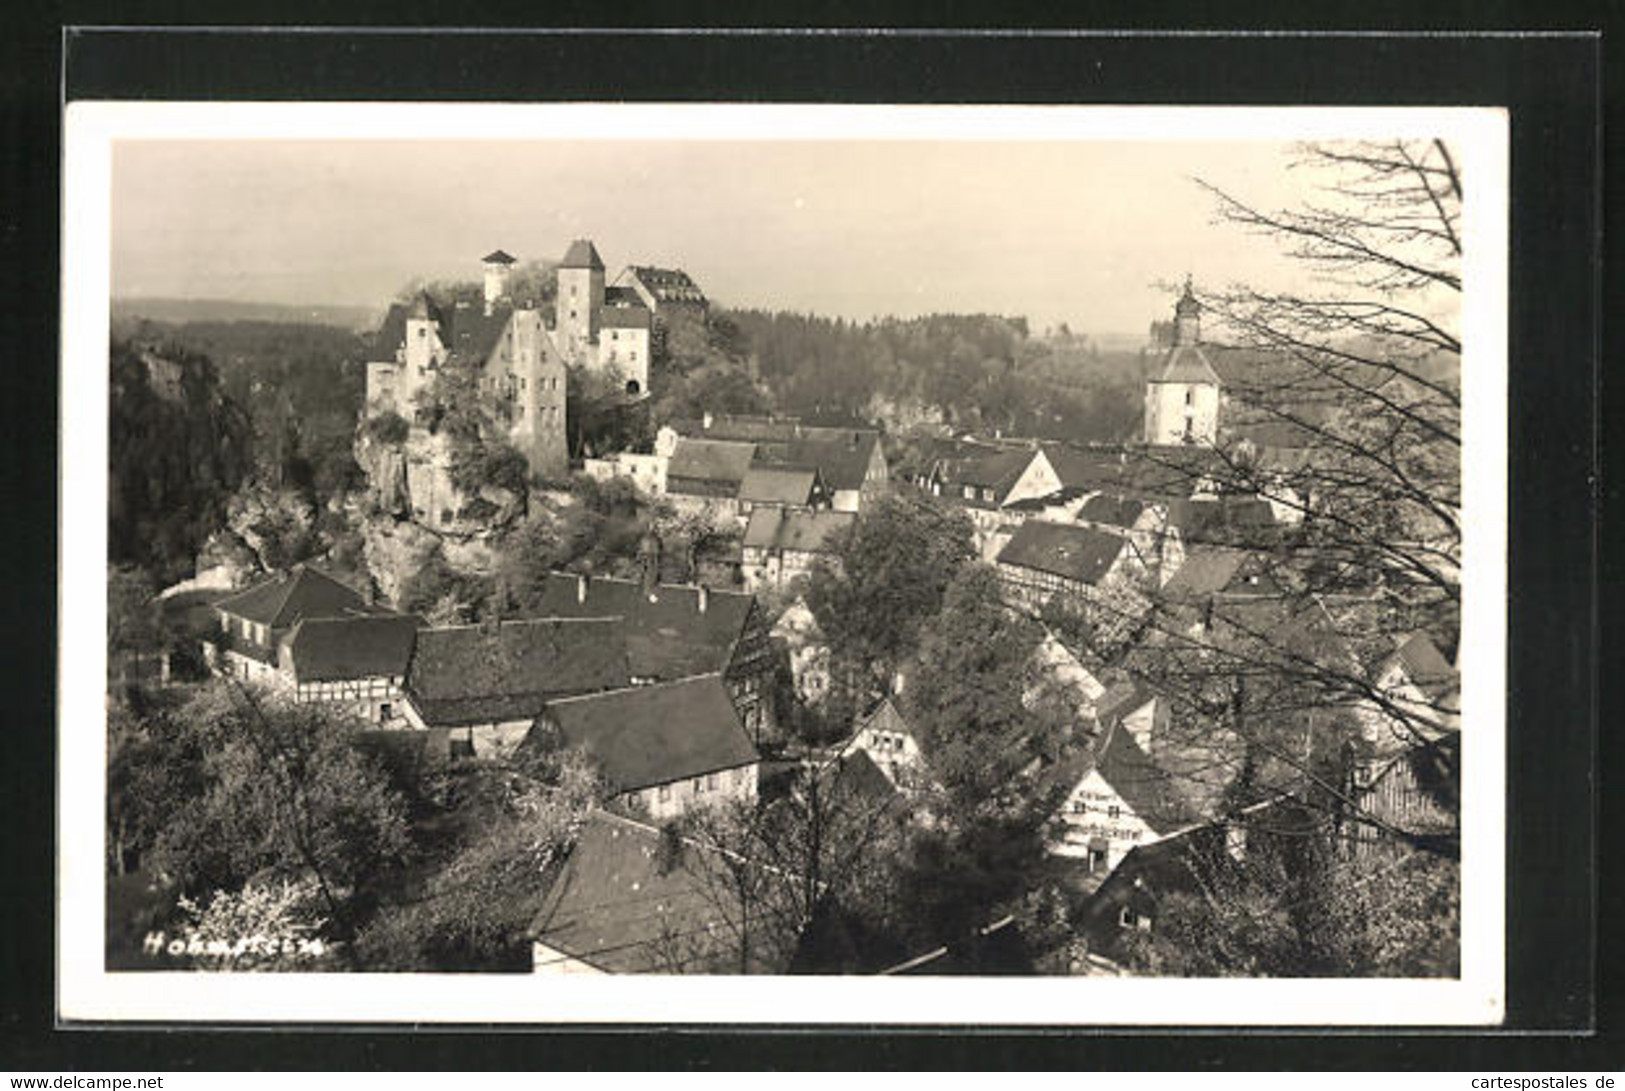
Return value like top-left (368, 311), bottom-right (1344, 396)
top-left (60, 102), bottom-right (1507, 1024)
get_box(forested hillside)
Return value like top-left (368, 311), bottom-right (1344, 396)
top-left (723, 309), bottom-right (1146, 442)
top-left (108, 340), bottom-right (254, 583)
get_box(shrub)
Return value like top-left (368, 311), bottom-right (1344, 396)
top-left (365, 411), bottom-right (411, 445)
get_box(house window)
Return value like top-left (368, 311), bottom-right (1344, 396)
top-left (1070, 800), bottom-right (1087, 815)
top-left (1184, 388), bottom-right (1193, 406)
top-left (658, 784), bottom-right (671, 802)
top-left (1108, 804), bottom-right (1121, 819)
top-left (695, 776), bottom-right (707, 795)
top-left (626, 792), bottom-right (641, 810)
top-left (963, 485), bottom-right (975, 500)
top-left (1119, 906), bottom-right (1136, 929)
top-left (379, 702), bottom-right (393, 721)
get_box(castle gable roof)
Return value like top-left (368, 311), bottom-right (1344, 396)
top-left (482, 249), bottom-right (516, 265)
top-left (599, 306), bottom-right (651, 330)
top-left (541, 673), bottom-right (758, 792)
top-left (996, 521), bottom-right (1127, 586)
top-left (439, 304), bottom-right (512, 365)
top-left (367, 303), bottom-right (409, 363)
top-left (560, 239), bottom-right (605, 270)
top-left (405, 618), bottom-right (630, 726)
top-left (627, 265), bottom-right (706, 304)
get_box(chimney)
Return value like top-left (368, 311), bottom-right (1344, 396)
top-left (696, 583), bottom-right (710, 615)
top-left (576, 572), bottom-right (589, 604)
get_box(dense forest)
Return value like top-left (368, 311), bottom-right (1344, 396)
top-left (722, 309), bottom-right (1146, 443)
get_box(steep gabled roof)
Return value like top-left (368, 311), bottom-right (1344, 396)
top-left (1160, 546), bottom-right (1250, 601)
top-left (1389, 631), bottom-right (1458, 700)
top-left (439, 304), bottom-right (512, 365)
top-left (540, 673), bottom-right (759, 792)
top-left (285, 614), bottom-right (423, 683)
top-left (405, 618), bottom-right (630, 726)
top-left (666, 438), bottom-right (757, 487)
top-left (1092, 718), bottom-right (1242, 836)
top-left (529, 810), bottom-right (770, 973)
top-left (996, 521), bottom-right (1128, 586)
top-left (737, 466), bottom-right (820, 507)
top-left (600, 305), bottom-right (651, 330)
top-left (1078, 493), bottom-right (1146, 528)
top-left (742, 508), bottom-right (854, 554)
top-left (214, 566), bottom-right (384, 629)
top-left (1167, 497), bottom-right (1278, 546)
top-left (529, 574), bottom-right (754, 681)
top-left (755, 433), bottom-right (881, 492)
top-left (856, 696), bottom-right (915, 742)
top-left (560, 239), bottom-right (605, 270)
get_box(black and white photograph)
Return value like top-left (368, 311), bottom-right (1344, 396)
top-left (59, 103), bottom-right (1508, 1025)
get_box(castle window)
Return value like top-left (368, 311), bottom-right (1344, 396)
top-left (1184, 388), bottom-right (1193, 405)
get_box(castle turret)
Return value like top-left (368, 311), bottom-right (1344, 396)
top-left (1173, 275), bottom-right (1202, 346)
top-left (482, 249), bottom-right (516, 315)
top-left (555, 238), bottom-right (605, 366)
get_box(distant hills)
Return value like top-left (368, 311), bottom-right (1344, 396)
top-left (112, 297), bottom-right (382, 332)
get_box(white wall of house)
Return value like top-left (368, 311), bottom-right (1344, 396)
top-left (1003, 450), bottom-right (1063, 507)
top-left (1049, 768), bottom-right (1161, 871)
top-left (842, 723), bottom-right (922, 786)
top-left (621, 762), bottom-right (759, 822)
top-left (530, 941), bottom-right (605, 975)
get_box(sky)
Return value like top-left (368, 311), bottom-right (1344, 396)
top-left (112, 138), bottom-right (1327, 336)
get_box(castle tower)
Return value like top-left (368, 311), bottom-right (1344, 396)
top-left (555, 238), bottom-right (605, 366)
top-left (401, 290), bottom-right (445, 414)
top-left (1144, 277), bottom-right (1222, 445)
top-left (505, 307), bottom-right (569, 479)
top-left (482, 249), bottom-right (516, 315)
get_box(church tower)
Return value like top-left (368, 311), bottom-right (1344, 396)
top-left (555, 238), bottom-right (605, 367)
top-left (1144, 277), bottom-right (1223, 445)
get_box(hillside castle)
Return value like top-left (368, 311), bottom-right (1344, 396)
top-left (364, 239), bottom-right (707, 477)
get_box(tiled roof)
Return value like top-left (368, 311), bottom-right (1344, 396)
top-left (603, 285), bottom-right (642, 308)
top-left (1078, 494), bottom-right (1146, 528)
top-left (1160, 546), bottom-right (1250, 600)
top-left (286, 614), bottom-right (422, 683)
top-left (996, 521), bottom-right (1127, 586)
top-left (856, 696), bottom-right (914, 743)
top-left (482, 249), bottom-right (516, 265)
top-left (1391, 631), bottom-right (1458, 698)
top-left (529, 810), bottom-right (768, 973)
top-left (737, 466), bottom-right (818, 507)
top-left (528, 574), bottom-right (753, 682)
top-left (541, 673), bottom-right (758, 793)
top-left (560, 239), bottom-right (605, 270)
top-left (405, 618), bottom-right (630, 727)
top-left (755, 433), bottom-right (881, 492)
top-left (214, 566), bottom-right (384, 629)
top-left (1093, 719), bottom-right (1239, 836)
top-left (1167, 497), bottom-right (1278, 546)
top-left (1040, 443), bottom-right (1216, 500)
top-left (439, 304), bottom-right (511, 365)
top-left (742, 508), bottom-right (854, 554)
top-left (666, 438), bottom-right (757, 488)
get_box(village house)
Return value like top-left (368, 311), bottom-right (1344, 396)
top-left (840, 697), bottom-right (926, 789)
top-left (204, 564), bottom-right (398, 686)
top-left (1023, 628), bottom-right (1109, 728)
top-left (580, 449), bottom-right (668, 497)
top-left (739, 508), bottom-right (854, 593)
top-left (663, 437), bottom-right (757, 522)
top-left (526, 673), bottom-right (760, 822)
top-left (399, 616), bottom-right (631, 760)
top-left (918, 445), bottom-right (1063, 561)
top-left (665, 415), bottom-right (891, 514)
top-left (771, 597), bottom-right (831, 711)
top-left (527, 572), bottom-right (780, 745)
top-left (278, 613), bottom-right (422, 724)
top-left (994, 519), bottom-right (1146, 616)
top-left (1043, 703), bottom-right (1244, 875)
top-left (528, 808), bottom-right (785, 975)
top-left (735, 465), bottom-right (832, 517)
